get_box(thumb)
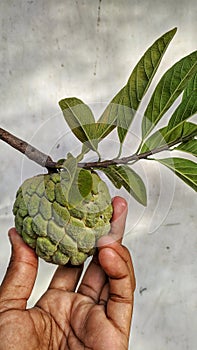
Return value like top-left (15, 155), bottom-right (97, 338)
top-left (0, 228), bottom-right (38, 312)
top-left (98, 237), bottom-right (135, 337)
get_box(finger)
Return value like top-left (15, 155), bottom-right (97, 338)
top-left (0, 228), bottom-right (38, 311)
top-left (99, 282), bottom-right (109, 306)
top-left (98, 238), bottom-right (135, 302)
top-left (77, 254), bottom-right (107, 303)
top-left (48, 263), bottom-right (83, 292)
top-left (78, 197), bottom-right (128, 302)
top-left (99, 236), bottom-right (136, 293)
top-left (98, 196), bottom-right (128, 247)
top-left (98, 239), bottom-right (136, 337)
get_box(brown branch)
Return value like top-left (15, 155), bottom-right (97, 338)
top-left (0, 127), bottom-right (56, 169)
top-left (0, 126), bottom-right (193, 171)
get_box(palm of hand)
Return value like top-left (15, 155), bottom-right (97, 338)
top-left (0, 198), bottom-right (135, 350)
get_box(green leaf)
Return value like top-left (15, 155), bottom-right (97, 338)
top-left (167, 89), bottom-right (197, 130)
top-left (58, 156), bottom-right (92, 206)
top-left (96, 28), bottom-right (177, 146)
top-left (182, 71), bottom-right (197, 100)
top-left (175, 139), bottom-right (197, 157)
top-left (140, 122), bottom-right (197, 153)
top-left (118, 165), bottom-right (147, 205)
top-left (117, 27), bottom-right (177, 144)
top-left (59, 97), bottom-right (98, 152)
top-left (142, 50), bottom-right (197, 139)
top-left (60, 157), bottom-right (78, 202)
top-left (96, 87), bottom-right (125, 141)
top-left (100, 165), bottom-right (147, 205)
top-left (117, 84), bottom-right (135, 143)
top-left (75, 169), bottom-right (93, 199)
top-left (140, 89), bottom-right (197, 153)
top-left (67, 169), bottom-right (93, 207)
top-left (156, 157), bottom-right (197, 191)
top-left (99, 166), bottom-right (123, 189)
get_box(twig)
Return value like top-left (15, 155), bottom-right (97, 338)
top-left (0, 126), bottom-right (192, 171)
top-left (0, 128), bottom-right (56, 169)
top-left (78, 145), bottom-right (169, 168)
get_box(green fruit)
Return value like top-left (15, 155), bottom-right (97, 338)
top-left (13, 169), bottom-right (113, 265)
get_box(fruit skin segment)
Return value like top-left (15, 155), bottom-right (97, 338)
top-left (13, 171), bottom-right (113, 266)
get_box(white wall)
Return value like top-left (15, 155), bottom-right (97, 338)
top-left (0, 1), bottom-right (196, 349)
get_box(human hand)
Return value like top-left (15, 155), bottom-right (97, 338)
top-left (0, 196), bottom-right (135, 350)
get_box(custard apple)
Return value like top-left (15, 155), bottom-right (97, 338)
top-left (13, 168), bottom-right (113, 265)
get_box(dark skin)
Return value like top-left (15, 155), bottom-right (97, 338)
top-left (0, 197), bottom-right (135, 350)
